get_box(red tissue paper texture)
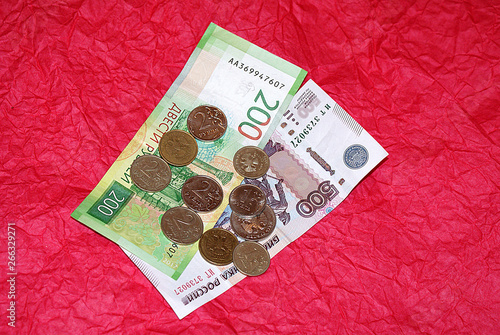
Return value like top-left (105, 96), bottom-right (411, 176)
top-left (1, 0), bottom-right (499, 334)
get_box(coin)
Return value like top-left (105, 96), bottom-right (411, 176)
top-left (160, 207), bottom-right (204, 245)
top-left (187, 105), bottom-right (227, 141)
top-left (198, 228), bottom-right (239, 266)
top-left (159, 129), bottom-right (198, 166)
top-left (232, 241), bottom-right (270, 276)
top-left (233, 146), bottom-right (270, 179)
top-left (230, 205), bottom-right (276, 241)
top-left (229, 184), bottom-right (266, 217)
top-left (130, 155), bottom-right (172, 192)
top-left (181, 175), bottom-right (223, 212)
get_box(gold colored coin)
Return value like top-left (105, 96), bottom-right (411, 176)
top-left (159, 129), bottom-right (198, 166)
top-left (198, 228), bottom-right (238, 266)
top-left (232, 241), bottom-right (270, 276)
top-left (233, 146), bottom-right (270, 179)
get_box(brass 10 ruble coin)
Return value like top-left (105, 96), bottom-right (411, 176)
top-left (159, 129), bottom-right (198, 166)
top-left (230, 205), bottom-right (276, 241)
top-left (198, 228), bottom-right (238, 266)
top-left (182, 175), bottom-right (223, 212)
top-left (233, 146), bottom-right (270, 179)
top-left (232, 241), bottom-right (270, 276)
top-left (187, 105), bottom-right (227, 141)
top-left (161, 207), bottom-right (203, 245)
top-left (130, 155), bottom-right (171, 192)
top-left (229, 184), bottom-right (266, 217)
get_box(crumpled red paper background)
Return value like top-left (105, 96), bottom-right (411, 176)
top-left (1, 0), bottom-right (499, 333)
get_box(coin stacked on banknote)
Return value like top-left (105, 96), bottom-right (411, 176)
top-left (130, 154), bottom-right (172, 192)
top-left (229, 184), bottom-right (267, 217)
top-left (230, 205), bottom-right (276, 241)
top-left (181, 175), bottom-right (223, 212)
top-left (187, 105), bottom-right (227, 141)
top-left (198, 228), bottom-right (239, 266)
top-left (159, 129), bottom-right (198, 166)
top-left (161, 206), bottom-right (204, 245)
top-left (232, 241), bottom-right (270, 276)
top-left (233, 146), bottom-right (270, 179)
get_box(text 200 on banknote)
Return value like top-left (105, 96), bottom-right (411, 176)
top-left (238, 89), bottom-right (279, 140)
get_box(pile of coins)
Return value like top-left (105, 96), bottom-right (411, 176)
top-left (130, 105), bottom-right (275, 276)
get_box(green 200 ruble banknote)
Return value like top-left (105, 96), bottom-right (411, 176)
top-left (71, 23), bottom-right (307, 280)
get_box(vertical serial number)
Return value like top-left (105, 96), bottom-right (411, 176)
top-left (291, 115), bottom-right (321, 148)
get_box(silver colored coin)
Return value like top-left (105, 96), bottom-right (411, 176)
top-left (232, 241), bottom-right (270, 276)
top-left (130, 155), bottom-right (171, 192)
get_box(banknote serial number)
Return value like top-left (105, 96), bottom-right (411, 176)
top-left (174, 276), bottom-right (203, 295)
top-left (228, 58), bottom-right (285, 89)
top-left (290, 115), bottom-right (321, 148)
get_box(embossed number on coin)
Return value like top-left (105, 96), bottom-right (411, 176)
top-left (159, 129), bottom-right (198, 166)
top-left (181, 175), bottom-right (223, 212)
top-left (130, 155), bottom-right (171, 192)
top-left (198, 228), bottom-right (238, 266)
top-left (233, 146), bottom-right (270, 179)
top-left (230, 205), bottom-right (276, 241)
top-left (161, 207), bottom-right (203, 245)
top-left (229, 184), bottom-right (266, 217)
top-left (187, 105), bottom-right (227, 141)
top-left (233, 241), bottom-right (270, 276)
